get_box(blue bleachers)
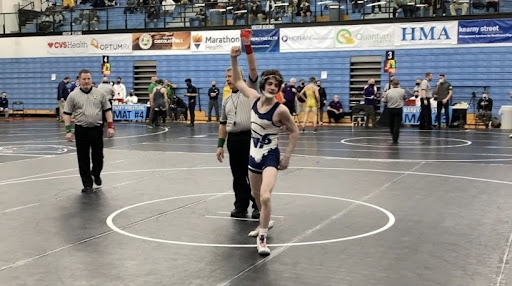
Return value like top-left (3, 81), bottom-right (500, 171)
top-left (1, 45), bottom-right (511, 112)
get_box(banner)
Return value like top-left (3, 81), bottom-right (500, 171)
top-left (132, 32), bottom-right (190, 50)
top-left (112, 104), bottom-right (147, 121)
top-left (402, 106), bottom-right (452, 125)
top-left (458, 19), bottom-right (512, 44)
top-left (280, 26), bottom-right (335, 52)
top-left (251, 29), bottom-right (280, 53)
top-left (87, 34), bottom-right (132, 54)
top-left (334, 24), bottom-right (393, 49)
top-left (190, 30), bottom-right (240, 53)
top-left (46, 34), bottom-right (132, 55)
top-left (395, 21), bottom-right (458, 46)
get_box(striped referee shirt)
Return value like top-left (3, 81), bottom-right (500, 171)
top-left (63, 87), bottom-right (112, 127)
top-left (220, 78), bottom-right (258, 133)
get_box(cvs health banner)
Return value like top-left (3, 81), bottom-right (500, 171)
top-left (458, 19), bottom-right (512, 44)
top-left (394, 21), bottom-right (458, 46)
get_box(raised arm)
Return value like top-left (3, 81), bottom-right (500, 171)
top-left (241, 29), bottom-right (258, 88)
top-left (230, 46), bottom-right (259, 100)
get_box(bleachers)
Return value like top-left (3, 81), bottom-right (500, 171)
top-left (0, 45), bottom-right (511, 115)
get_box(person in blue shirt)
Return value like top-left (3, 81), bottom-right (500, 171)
top-left (57, 77), bottom-right (70, 122)
top-left (0, 92), bottom-right (9, 120)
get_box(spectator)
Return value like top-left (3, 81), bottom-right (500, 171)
top-left (189, 8), bottom-right (205, 27)
top-left (327, 95), bottom-right (344, 123)
top-left (106, 0), bottom-right (116, 7)
top-left (486, 0), bottom-right (499, 13)
top-left (124, 0), bottom-right (139, 13)
top-left (316, 80), bottom-right (327, 125)
top-left (184, 78), bottom-right (198, 127)
top-left (362, 78), bottom-right (378, 128)
top-left (432, 0), bottom-right (446, 16)
top-left (282, 78), bottom-right (298, 115)
top-left (162, 0), bottom-right (176, 15)
top-left (433, 73), bottom-right (453, 128)
top-left (477, 92), bottom-right (493, 127)
top-left (233, 2), bottom-right (247, 25)
top-left (0, 92), bottom-right (9, 120)
top-left (450, 0), bottom-right (468, 15)
top-left (249, 1), bottom-right (264, 24)
top-left (113, 77), bottom-right (127, 103)
top-left (57, 77), bottom-right (71, 122)
top-left (63, 0), bottom-right (75, 10)
top-left (208, 81), bottom-right (220, 122)
top-left (171, 95), bottom-right (188, 121)
top-left (299, 0), bottom-right (311, 22)
top-left (125, 90), bottom-right (138, 104)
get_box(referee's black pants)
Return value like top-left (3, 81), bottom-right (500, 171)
top-left (75, 125), bottom-right (104, 188)
top-left (387, 108), bottom-right (403, 143)
top-left (227, 131), bottom-right (257, 212)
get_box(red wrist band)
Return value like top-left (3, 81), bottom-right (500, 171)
top-left (108, 122), bottom-right (114, 129)
top-left (244, 45), bottom-right (253, 55)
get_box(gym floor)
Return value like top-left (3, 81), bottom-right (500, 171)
top-left (1, 120), bottom-right (511, 286)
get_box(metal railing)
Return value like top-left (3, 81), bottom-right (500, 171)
top-left (1, 0), bottom-right (511, 35)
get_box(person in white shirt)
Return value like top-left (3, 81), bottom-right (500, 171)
top-left (125, 90), bottom-right (138, 104)
top-left (113, 77), bottom-right (127, 103)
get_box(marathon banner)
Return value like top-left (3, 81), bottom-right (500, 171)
top-left (458, 19), bottom-right (512, 44)
top-left (250, 29), bottom-right (280, 53)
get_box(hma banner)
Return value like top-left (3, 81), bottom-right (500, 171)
top-left (250, 29), bottom-right (280, 53)
top-left (458, 19), bottom-right (512, 44)
top-left (395, 21), bottom-right (458, 46)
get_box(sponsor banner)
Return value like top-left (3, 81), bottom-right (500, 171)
top-left (280, 26), bottom-right (335, 51)
top-left (132, 32), bottom-right (190, 50)
top-left (458, 19), bottom-right (512, 44)
top-left (251, 29), bottom-right (280, 53)
top-left (395, 21), bottom-right (458, 46)
top-left (88, 34), bottom-right (132, 54)
top-left (190, 30), bottom-right (240, 53)
top-left (112, 104), bottom-right (147, 121)
top-left (402, 106), bottom-right (452, 125)
top-left (46, 34), bottom-right (132, 55)
top-left (46, 36), bottom-right (89, 55)
top-left (334, 24), bottom-right (394, 49)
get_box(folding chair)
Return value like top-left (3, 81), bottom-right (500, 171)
top-left (11, 101), bottom-right (25, 119)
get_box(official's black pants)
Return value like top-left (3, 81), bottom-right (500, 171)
top-left (74, 125), bottom-right (104, 188)
top-left (188, 99), bottom-right (196, 124)
top-left (419, 98), bottom-right (432, 130)
top-left (388, 108), bottom-right (403, 143)
top-left (226, 131), bottom-right (257, 211)
top-left (436, 100), bottom-right (450, 127)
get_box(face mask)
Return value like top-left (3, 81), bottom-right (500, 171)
top-left (212, 85), bottom-right (216, 87)
top-left (117, 81), bottom-right (121, 84)
top-left (416, 83), bottom-right (420, 86)
top-left (262, 91), bottom-right (276, 99)
top-left (414, 95), bottom-right (419, 98)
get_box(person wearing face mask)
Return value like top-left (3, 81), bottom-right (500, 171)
top-left (411, 79), bottom-right (422, 106)
top-left (207, 81), bottom-right (220, 122)
top-left (477, 92), bottom-right (493, 128)
top-left (184, 78), bottom-right (198, 127)
top-left (419, 72), bottom-right (434, 130)
top-left (433, 74), bottom-right (453, 128)
top-left (316, 80), bottom-right (327, 125)
top-left (362, 78), bottom-right (378, 128)
top-left (230, 36), bottom-right (299, 255)
top-left (113, 77), bottom-right (127, 104)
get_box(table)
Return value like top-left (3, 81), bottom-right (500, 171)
top-left (402, 106), bottom-right (454, 126)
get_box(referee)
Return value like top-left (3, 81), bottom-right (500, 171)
top-left (64, 69), bottom-right (115, 193)
top-left (216, 29), bottom-right (260, 219)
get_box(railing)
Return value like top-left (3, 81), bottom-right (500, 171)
top-left (0, 0), bottom-right (511, 35)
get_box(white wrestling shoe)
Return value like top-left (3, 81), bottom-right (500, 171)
top-left (257, 234), bottom-right (271, 256)
top-left (248, 220), bottom-right (274, 237)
